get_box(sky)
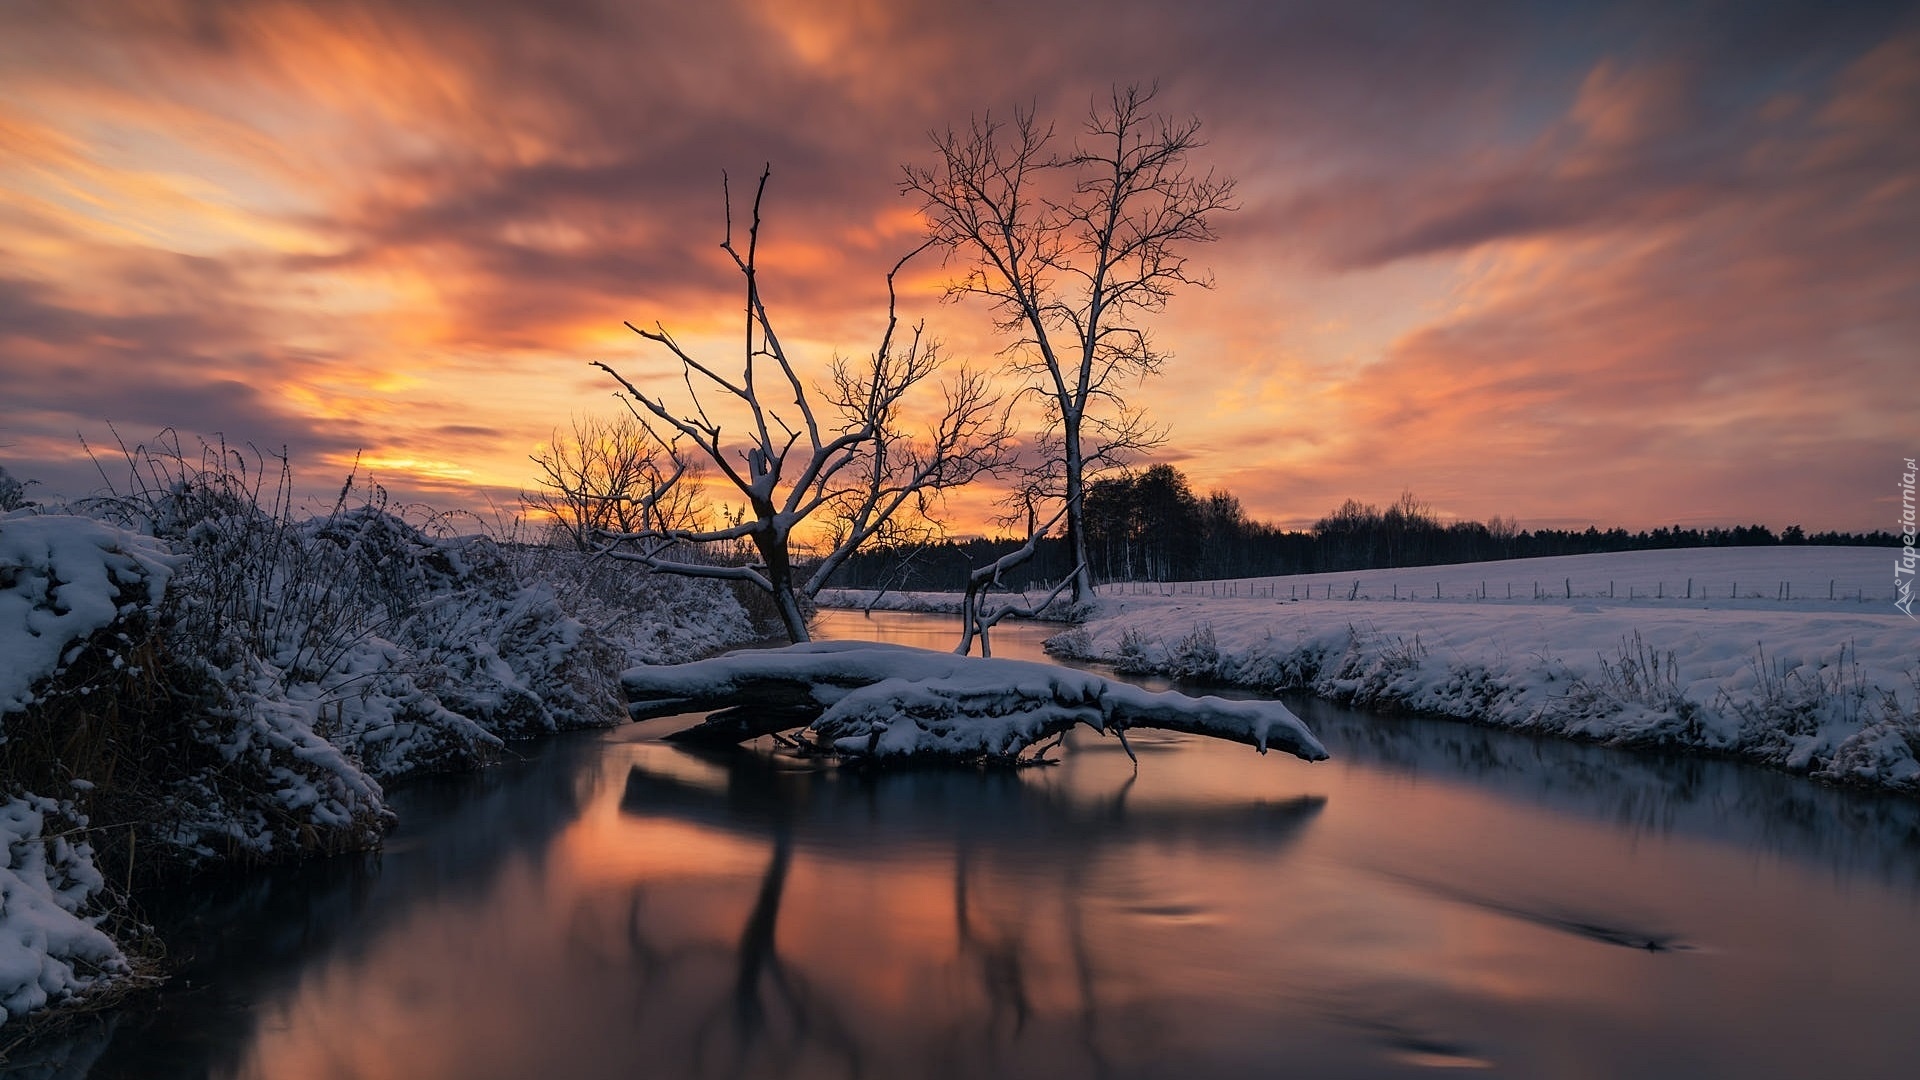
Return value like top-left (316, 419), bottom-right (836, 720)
top-left (1, 0), bottom-right (1915, 535)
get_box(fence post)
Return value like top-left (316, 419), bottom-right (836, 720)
top-left (1565, 578), bottom-right (1571, 599)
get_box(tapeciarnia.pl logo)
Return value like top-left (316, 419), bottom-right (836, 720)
top-left (1898, 457), bottom-right (1916, 619)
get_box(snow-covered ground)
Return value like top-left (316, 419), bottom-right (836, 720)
top-left (822, 547), bottom-right (1900, 613)
top-left (826, 548), bottom-right (1920, 794)
top-left (1094, 546), bottom-right (1897, 607)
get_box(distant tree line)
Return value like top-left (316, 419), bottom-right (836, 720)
top-left (822, 464), bottom-right (1898, 592)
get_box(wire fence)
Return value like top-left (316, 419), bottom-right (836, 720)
top-left (1099, 576), bottom-right (1896, 604)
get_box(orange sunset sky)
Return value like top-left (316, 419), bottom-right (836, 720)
top-left (2, 0), bottom-right (1915, 533)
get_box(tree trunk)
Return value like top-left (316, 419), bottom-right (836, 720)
top-left (756, 530), bottom-right (811, 643)
top-left (1063, 416), bottom-right (1093, 603)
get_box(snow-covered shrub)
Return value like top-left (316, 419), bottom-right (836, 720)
top-left (0, 512), bottom-right (175, 717)
top-left (1113, 626), bottom-right (1154, 673)
top-left (1822, 673), bottom-right (1920, 788)
top-left (1, 437), bottom-right (638, 870)
top-left (0, 465), bottom-right (36, 513)
top-left (503, 544), bottom-right (760, 667)
top-left (1168, 623), bottom-right (1221, 680)
top-left (1042, 626), bottom-right (1093, 660)
top-left (0, 796), bottom-right (129, 1027)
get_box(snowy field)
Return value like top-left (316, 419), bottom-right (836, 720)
top-left (1098, 546), bottom-right (1896, 606)
top-left (825, 547), bottom-right (1920, 795)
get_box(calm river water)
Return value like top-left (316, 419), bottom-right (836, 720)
top-left (36, 611), bottom-right (1920, 1078)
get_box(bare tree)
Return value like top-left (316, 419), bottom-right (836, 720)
top-left (954, 493), bottom-right (1077, 659)
top-left (523, 414), bottom-right (699, 550)
top-left (593, 167), bottom-right (1015, 643)
top-left (904, 84), bottom-right (1236, 604)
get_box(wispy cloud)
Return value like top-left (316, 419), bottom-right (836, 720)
top-left (1, 0), bottom-right (1912, 531)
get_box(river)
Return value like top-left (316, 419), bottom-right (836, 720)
top-left (39, 610), bottom-right (1920, 1078)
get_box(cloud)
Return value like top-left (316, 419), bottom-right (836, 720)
top-left (0, 0), bottom-right (1913, 531)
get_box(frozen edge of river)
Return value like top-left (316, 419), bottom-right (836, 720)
top-left (818, 586), bottom-right (1920, 796)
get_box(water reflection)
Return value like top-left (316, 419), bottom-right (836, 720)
top-left (68, 733), bottom-right (609, 1080)
top-left (17, 610), bottom-right (1918, 1079)
top-left (1289, 696), bottom-right (1920, 891)
top-left (600, 745), bottom-right (1329, 1079)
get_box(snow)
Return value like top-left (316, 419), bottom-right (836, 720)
top-left (1159, 546), bottom-right (1894, 606)
top-left (2, 510), bottom-right (754, 1028)
top-left (0, 512), bottom-right (174, 717)
top-left (622, 641), bottom-right (1329, 763)
top-left (0, 795), bottom-right (126, 1027)
top-left (1031, 547), bottom-right (1920, 793)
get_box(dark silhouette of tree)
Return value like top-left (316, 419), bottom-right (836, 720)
top-left (523, 414), bottom-right (701, 551)
top-left (904, 84), bottom-right (1236, 605)
top-left (590, 168), bottom-right (1015, 642)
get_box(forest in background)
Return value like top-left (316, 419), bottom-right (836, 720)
top-left (825, 464), bottom-right (1900, 593)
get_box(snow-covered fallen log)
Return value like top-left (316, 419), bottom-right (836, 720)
top-left (622, 641), bottom-right (1329, 765)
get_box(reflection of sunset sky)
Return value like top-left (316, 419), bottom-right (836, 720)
top-left (3, 1), bottom-right (1914, 531)
top-left (221, 716), bottom-right (1920, 1078)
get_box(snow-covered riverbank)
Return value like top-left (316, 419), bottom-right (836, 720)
top-left (1, 510), bottom-right (761, 1030)
top-left (828, 548), bottom-right (1920, 795)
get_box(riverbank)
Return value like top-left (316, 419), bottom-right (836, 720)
top-left (0, 509), bottom-right (763, 1034)
top-left (824, 548), bottom-right (1920, 796)
top-left (39, 609), bottom-right (1920, 1079)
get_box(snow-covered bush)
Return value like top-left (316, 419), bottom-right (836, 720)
top-left (0, 435), bottom-right (769, 1029)
top-left (503, 544), bottom-right (762, 667)
top-left (1168, 623), bottom-right (1222, 680)
top-left (0, 796), bottom-right (129, 1028)
top-left (0, 445), bottom-right (630, 1025)
top-left (0, 512), bottom-right (162, 1024)
top-left (0, 465), bottom-right (35, 513)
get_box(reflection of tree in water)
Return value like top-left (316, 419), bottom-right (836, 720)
top-left (701, 822), bottom-right (865, 1079)
top-left (616, 748), bottom-right (1323, 1078)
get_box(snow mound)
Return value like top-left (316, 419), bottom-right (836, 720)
top-left (623, 641), bottom-right (1329, 764)
top-left (0, 796), bottom-right (127, 1026)
top-left (0, 512), bottom-right (174, 717)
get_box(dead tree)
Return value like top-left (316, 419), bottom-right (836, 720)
top-left (523, 414), bottom-right (699, 550)
top-left (593, 167), bottom-right (1015, 643)
top-left (955, 495), bottom-right (1077, 659)
top-left (904, 84), bottom-right (1236, 604)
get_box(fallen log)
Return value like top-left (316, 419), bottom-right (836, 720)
top-left (622, 641), bottom-right (1329, 765)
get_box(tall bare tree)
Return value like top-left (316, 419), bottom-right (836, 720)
top-left (592, 167), bottom-right (1015, 643)
top-left (904, 84), bottom-right (1236, 603)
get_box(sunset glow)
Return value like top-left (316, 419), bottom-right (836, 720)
top-left (3, 0), bottom-right (1914, 531)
